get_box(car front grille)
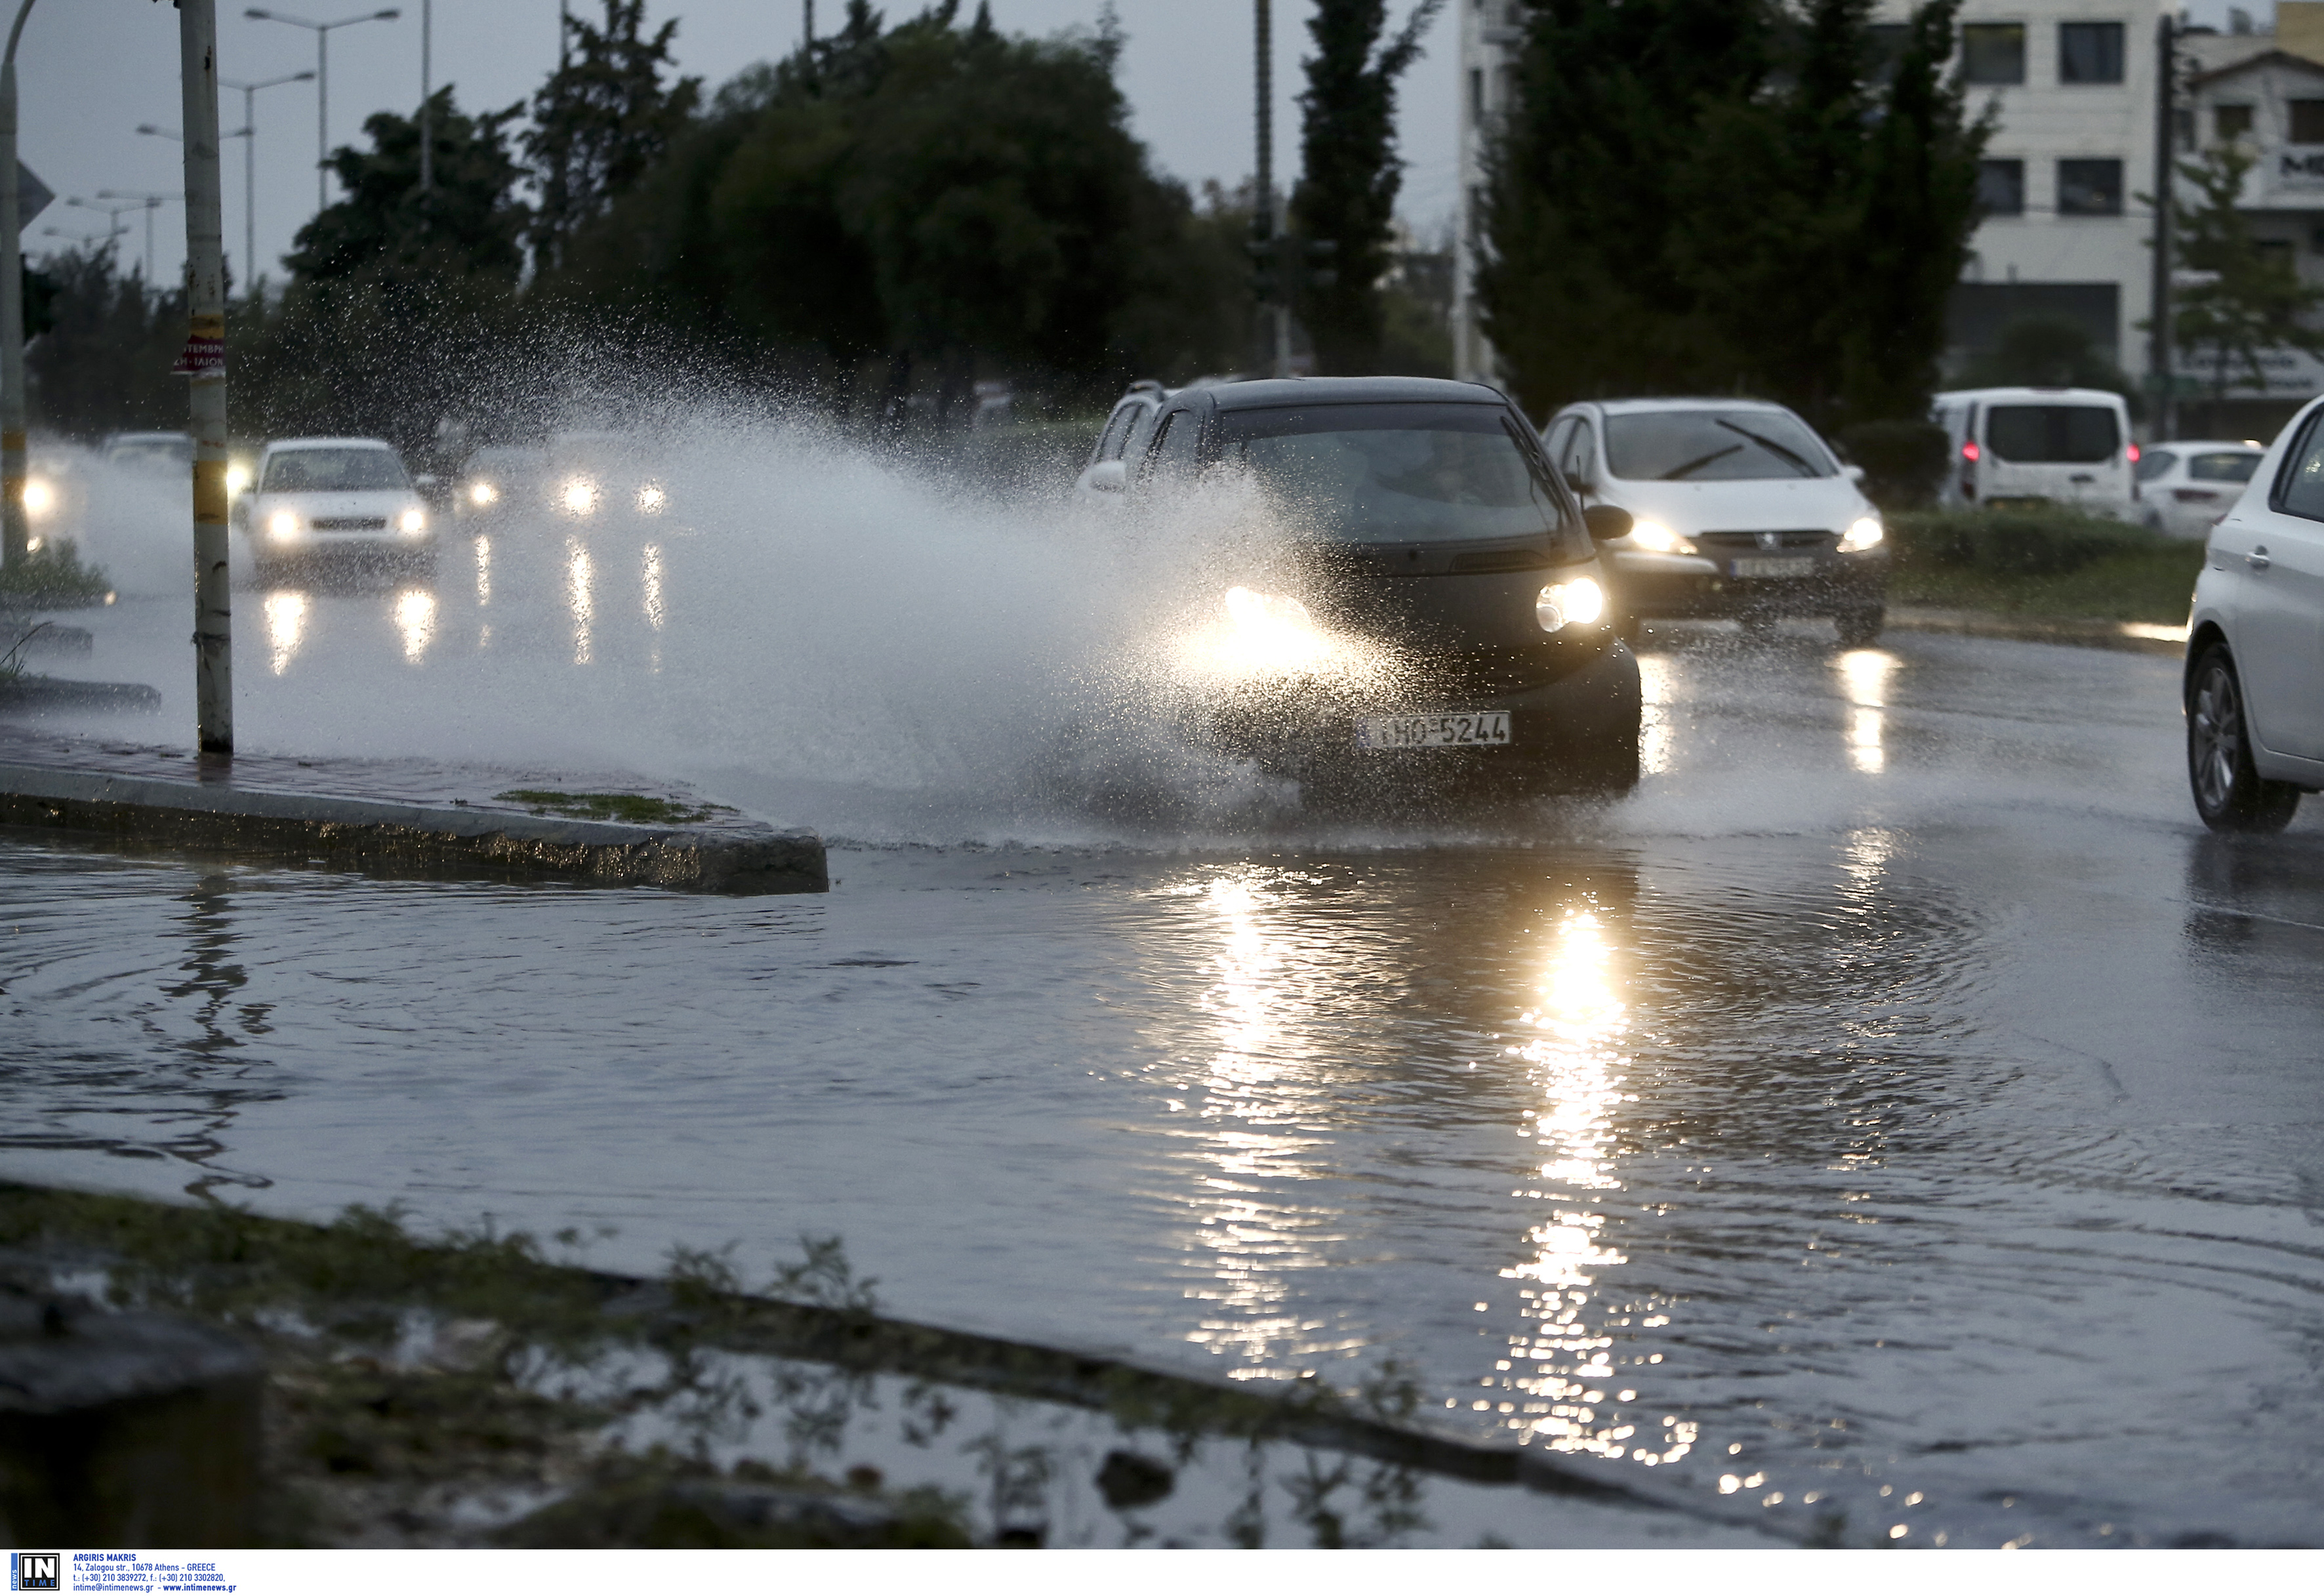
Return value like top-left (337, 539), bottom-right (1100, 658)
top-left (1694, 529), bottom-right (1835, 552)
top-left (310, 516), bottom-right (390, 532)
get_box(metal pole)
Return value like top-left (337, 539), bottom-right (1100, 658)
top-left (244, 85), bottom-right (256, 288)
top-left (2151, 14), bottom-right (2176, 442)
top-left (1255, 0), bottom-right (1289, 379)
top-left (418, 0), bottom-right (430, 207)
top-left (180, 0), bottom-right (233, 754)
top-left (1, 0), bottom-right (32, 571)
top-left (316, 28), bottom-right (328, 212)
top-left (144, 199), bottom-right (156, 283)
top-left (804, 0), bottom-right (813, 45)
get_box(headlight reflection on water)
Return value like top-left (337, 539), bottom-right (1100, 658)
top-left (262, 590), bottom-right (308, 676)
top-left (395, 590), bottom-right (436, 663)
top-left (568, 541), bottom-right (594, 665)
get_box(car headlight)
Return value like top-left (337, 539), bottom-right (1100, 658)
top-left (224, 462), bottom-right (251, 497)
top-left (636, 483), bottom-right (666, 514)
top-left (1536, 576), bottom-right (1606, 632)
top-left (563, 477), bottom-right (598, 515)
top-left (470, 480), bottom-right (499, 506)
top-left (268, 509), bottom-right (301, 541)
top-left (1626, 519), bottom-right (1696, 556)
top-left (400, 507), bottom-right (428, 536)
top-left (23, 476), bottom-right (54, 517)
top-left (1837, 516), bottom-right (1885, 554)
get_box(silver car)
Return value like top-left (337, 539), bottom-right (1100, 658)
top-left (234, 438), bottom-right (434, 578)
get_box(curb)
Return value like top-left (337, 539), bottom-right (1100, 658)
top-left (1886, 606), bottom-right (2188, 657)
top-left (0, 762), bottom-right (827, 894)
top-left (0, 678), bottom-right (161, 712)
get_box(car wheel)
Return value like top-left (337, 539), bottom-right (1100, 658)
top-left (2187, 646), bottom-right (2300, 832)
top-left (1835, 605), bottom-right (1885, 647)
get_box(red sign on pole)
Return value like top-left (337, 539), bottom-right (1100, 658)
top-left (172, 334), bottom-right (225, 377)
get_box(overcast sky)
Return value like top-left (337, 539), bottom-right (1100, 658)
top-left (18, 1), bottom-right (1464, 290)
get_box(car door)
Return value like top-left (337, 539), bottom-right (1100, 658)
top-left (2222, 404), bottom-right (2324, 760)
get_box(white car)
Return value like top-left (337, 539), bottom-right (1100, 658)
top-left (1542, 398), bottom-right (1888, 644)
top-left (2184, 398), bottom-right (2324, 829)
top-left (1932, 386), bottom-right (2136, 516)
top-left (1074, 382), bottom-right (1170, 504)
top-left (2136, 440), bottom-right (2265, 541)
top-left (234, 438), bottom-right (433, 578)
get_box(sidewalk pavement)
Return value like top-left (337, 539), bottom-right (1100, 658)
top-left (0, 725), bottom-right (826, 894)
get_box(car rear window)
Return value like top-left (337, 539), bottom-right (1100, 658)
top-left (1984, 405), bottom-right (2120, 464)
top-left (1602, 409), bottom-right (1835, 481)
top-left (2134, 448), bottom-right (2176, 483)
top-left (1218, 402), bottom-right (1583, 550)
top-left (2186, 451), bottom-right (2260, 483)
top-left (262, 448), bottom-right (409, 492)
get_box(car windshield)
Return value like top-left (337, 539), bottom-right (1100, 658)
top-left (1218, 402), bottom-right (1580, 548)
top-left (1603, 409), bottom-right (1834, 481)
top-left (2186, 451), bottom-right (2260, 483)
top-left (263, 447), bottom-right (409, 493)
top-left (1984, 405), bottom-right (2120, 464)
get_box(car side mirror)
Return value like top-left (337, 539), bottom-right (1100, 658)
top-left (1087, 459), bottom-right (1127, 493)
top-left (1582, 504), bottom-right (1633, 541)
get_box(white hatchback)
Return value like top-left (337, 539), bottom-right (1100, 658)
top-left (235, 438), bottom-right (433, 577)
top-left (2184, 398), bottom-right (2324, 829)
top-left (2135, 440), bottom-right (2265, 540)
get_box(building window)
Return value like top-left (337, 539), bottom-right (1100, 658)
top-left (2058, 158), bottom-right (2125, 215)
top-left (2292, 99), bottom-right (2324, 143)
top-left (1961, 24), bottom-right (2026, 85)
top-left (2058, 22), bottom-right (2125, 83)
top-left (2216, 104), bottom-right (2254, 142)
top-left (1978, 159), bottom-right (2026, 215)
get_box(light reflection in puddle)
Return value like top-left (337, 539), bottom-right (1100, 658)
top-left (474, 535), bottom-right (492, 607)
top-left (394, 590), bottom-right (437, 664)
top-left (1637, 654), bottom-right (1675, 775)
top-left (1835, 649), bottom-right (1898, 774)
top-left (642, 544), bottom-right (664, 630)
top-left (262, 590), bottom-right (308, 676)
top-left (567, 541), bottom-right (594, 665)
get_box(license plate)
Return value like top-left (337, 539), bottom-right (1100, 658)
top-left (1356, 710), bottom-right (1513, 750)
top-left (1731, 556), bottom-right (1816, 579)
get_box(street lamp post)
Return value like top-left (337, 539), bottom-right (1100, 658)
top-left (243, 8), bottom-right (400, 215)
top-left (1, 0), bottom-right (37, 572)
top-left (179, 0), bottom-right (233, 755)
top-left (96, 190), bottom-right (183, 286)
top-left (218, 73), bottom-right (312, 297)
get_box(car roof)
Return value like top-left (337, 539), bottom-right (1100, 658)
top-left (106, 431), bottom-right (191, 445)
top-left (1934, 387), bottom-right (2129, 405)
top-left (263, 437), bottom-right (399, 453)
top-left (1565, 396), bottom-right (1803, 417)
top-left (2152, 438), bottom-right (2264, 451)
top-left (1196, 375), bottom-right (1509, 413)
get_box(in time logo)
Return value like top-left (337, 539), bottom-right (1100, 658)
top-left (10, 1553), bottom-right (59, 1592)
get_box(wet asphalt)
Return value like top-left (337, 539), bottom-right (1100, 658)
top-left (3, 517), bottom-right (2321, 1549)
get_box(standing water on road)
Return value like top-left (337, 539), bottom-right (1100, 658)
top-left (5, 409), bottom-right (2321, 1547)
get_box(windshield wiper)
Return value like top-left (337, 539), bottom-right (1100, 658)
top-left (1661, 443), bottom-right (1743, 480)
top-left (1715, 419), bottom-right (1818, 477)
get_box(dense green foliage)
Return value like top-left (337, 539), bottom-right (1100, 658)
top-left (525, 0), bottom-right (703, 273)
top-left (1290, 0), bottom-right (1446, 375)
top-left (2171, 142), bottom-right (2324, 403)
top-left (1888, 508), bottom-right (2205, 621)
top-left (1835, 418), bottom-right (1949, 510)
top-left (1481, 0), bottom-right (1986, 428)
top-left (24, 246), bottom-right (189, 436)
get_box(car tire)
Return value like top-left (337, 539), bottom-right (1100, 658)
top-left (2188, 645), bottom-right (2301, 832)
top-left (1835, 605), bottom-right (1885, 647)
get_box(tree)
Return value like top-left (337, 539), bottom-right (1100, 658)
top-left (285, 89), bottom-right (530, 287)
top-left (525, 0), bottom-right (703, 272)
top-left (1961, 314), bottom-right (2138, 404)
top-left (2171, 141), bottom-right (2324, 403)
top-left (23, 243), bottom-right (186, 438)
top-left (1480, 0), bottom-right (1986, 427)
top-left (1288, 0), bottom-right (1446, 375)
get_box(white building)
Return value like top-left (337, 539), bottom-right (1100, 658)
top-left (1451, 0), bottom-right (2171, 405)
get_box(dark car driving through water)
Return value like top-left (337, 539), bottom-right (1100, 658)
top-left (1115, 376), bottom-right (1643, 796)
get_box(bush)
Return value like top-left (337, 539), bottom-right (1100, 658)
top-left (1836, 419), bottom-right (1949, 510)
top-left (1888, 506), bottom-right (2159, 577)
top-left (0, 539), bottom-right (113, 610)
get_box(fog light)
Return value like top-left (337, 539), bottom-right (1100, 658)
top-left (268, 510), bottom-right (300, 541)
top-left (1536, 576), bottom-right (1606, 632)
top-left (1838, 516), bottom-right (1885, 553)
top-left (400, 507), bottom-right (427, 536)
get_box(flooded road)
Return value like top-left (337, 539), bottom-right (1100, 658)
top-left (6, 488), bottom-right (2323, 1548)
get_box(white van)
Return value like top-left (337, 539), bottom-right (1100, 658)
top-left (1932, 386), bottom-right (2136, 516)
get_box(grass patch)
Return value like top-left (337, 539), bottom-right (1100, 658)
top-left (496, 790), bottom-right (735, 827)
top-left (1888, 508), bottom-right (2205, 624)
top-left (0, 540), bottom-right (114, 611)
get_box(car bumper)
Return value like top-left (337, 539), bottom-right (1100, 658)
top-left (1608, 548), bottom-right (1887, 618)
top-left (1196, 640), bottom-right (1643, 790)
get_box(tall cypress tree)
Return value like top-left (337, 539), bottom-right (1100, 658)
top-left (525, 1), bottom-right (703, 272)
top-left (1290, 0), bottom-right (1446, 375)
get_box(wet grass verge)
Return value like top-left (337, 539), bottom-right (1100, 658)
top-left (0, 1183), bottom-right (1725, 1549)
top-left (1888, 510), bottom-right (2205, 623)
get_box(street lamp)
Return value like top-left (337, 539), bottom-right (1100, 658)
top-left (44, 221), bottom-right (131, 247)
top-left (219, 73), bottom-right (313, 297)
top-left (243, 8), bottom-right (399, 213)
top-left (96, 190), bottom-right (184, 285)
top-left (139, 117), bottom-right (268, 293)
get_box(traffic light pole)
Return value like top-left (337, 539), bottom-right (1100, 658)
top-left (179, 0), bottom-right (233, 754)
top-left (1, 0), bottom-right (36, 573)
